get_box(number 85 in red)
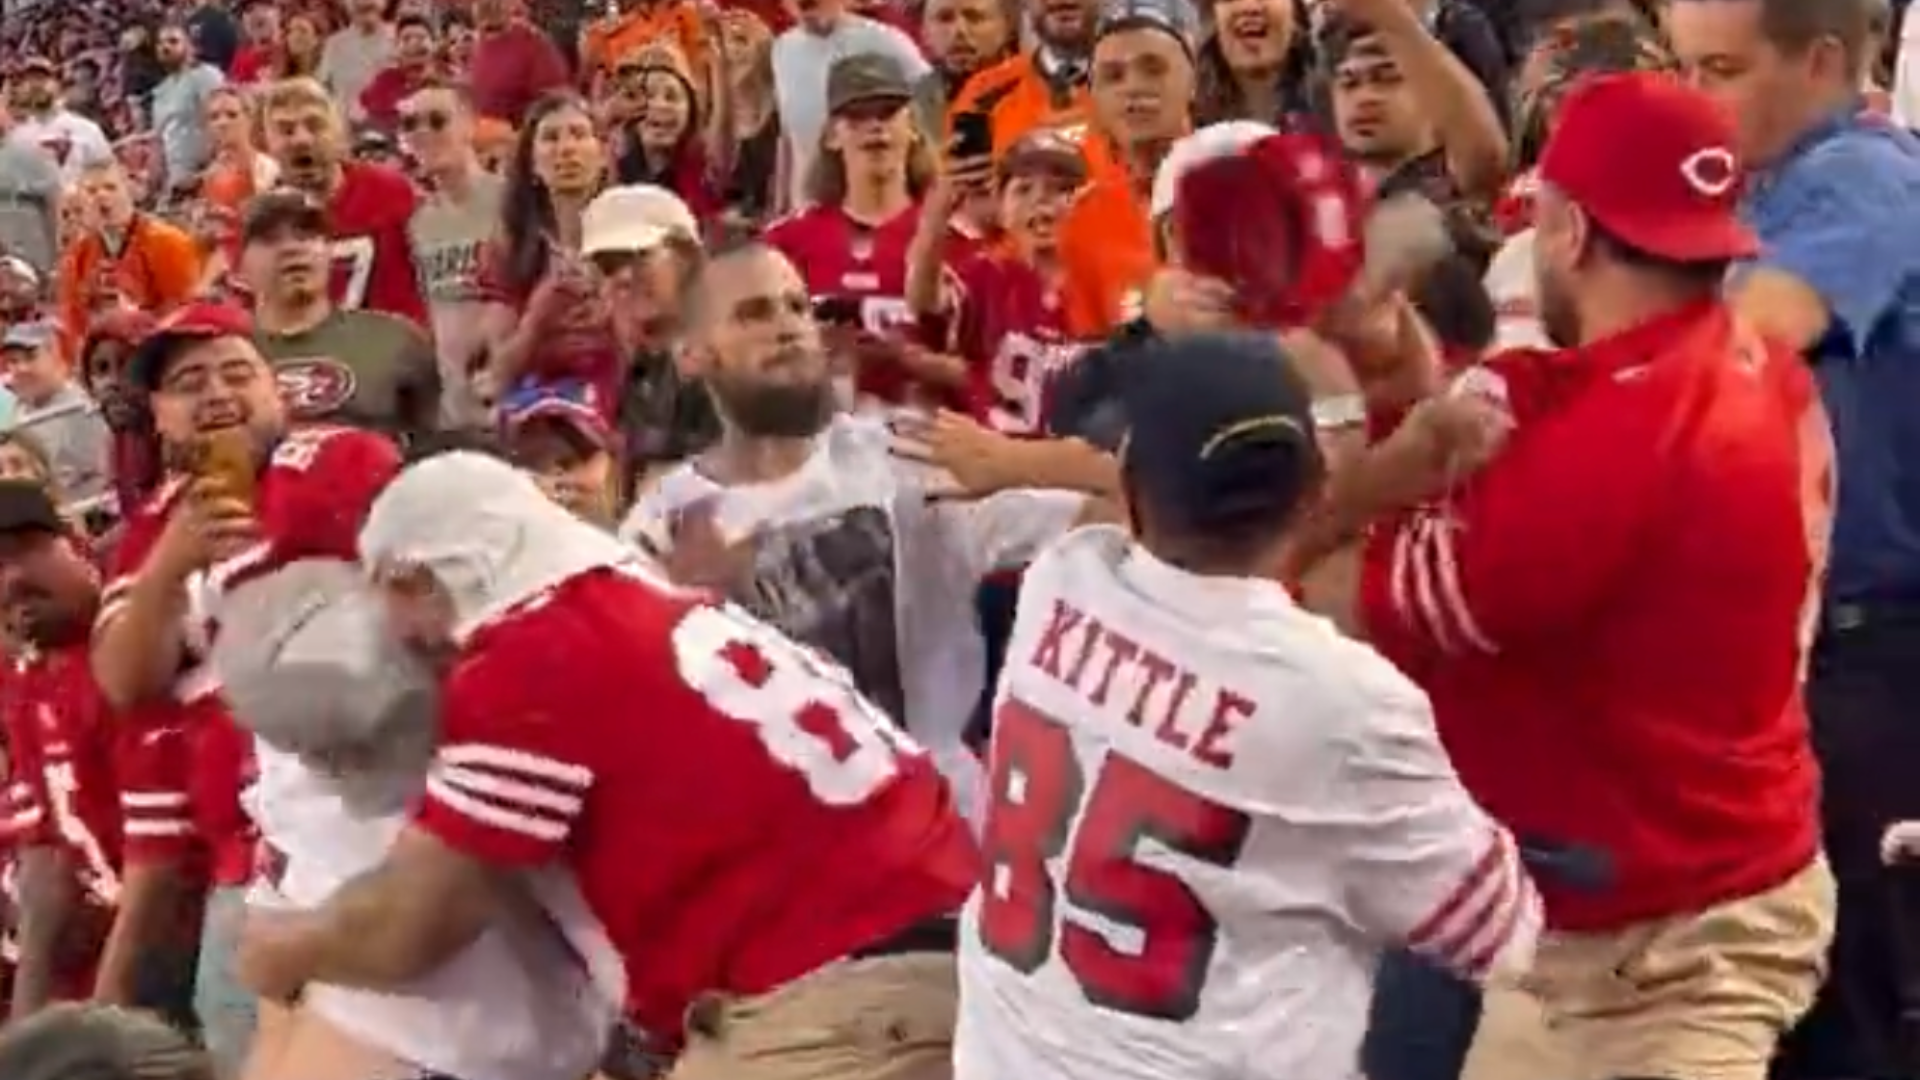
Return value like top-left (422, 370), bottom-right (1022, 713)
top-left (975, 698), bottom-right (1253, 1022)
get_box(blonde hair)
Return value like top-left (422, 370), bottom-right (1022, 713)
top-left (258, 76), bottom-right (337, 121)
top-left (804, 121), bottom-right (938, 207)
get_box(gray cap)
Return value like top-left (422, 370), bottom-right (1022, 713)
top-left (211, 559), bottom-right (439, 778)
top-left (1094, 0), bottom-right (1197, 53)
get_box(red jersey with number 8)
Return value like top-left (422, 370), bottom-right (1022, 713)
top-left (405, 546), bottom-right (976, 1042)
top-left (956, 527), bottom-right (1539, 1080)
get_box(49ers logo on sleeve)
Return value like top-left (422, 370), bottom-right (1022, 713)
top-left (273, 359), bottom-right (357, 420)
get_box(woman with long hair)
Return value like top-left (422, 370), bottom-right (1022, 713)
top-left (478, 92), bottom-right (621, 416)
top-left (718, 8), bottom-right (781, 220)
top-left (195, 87), bottom-right (281, 296)
top-left (608, 41), bottom-right (731, 220)
top-left (1193, 0), bottom-right (1314, 126)
top-left (764, 53), bottom-right (944, 411)
top-left (272, 12), bottom-right (326, 80)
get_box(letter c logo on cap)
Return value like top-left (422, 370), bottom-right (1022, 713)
top-left (1680, 147), bottom-right (1739, 198)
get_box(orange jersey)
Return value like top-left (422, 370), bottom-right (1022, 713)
top-left (57, 216), bottom-right (202, 342)
top-left (1059, 176), bottom-right (1154, 338)
top-left (583, 2), bottom-right (707, 74)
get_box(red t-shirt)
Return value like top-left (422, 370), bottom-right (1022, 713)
top-left (102, 427), bottom-right (402, 884)
top-left (765, 203), bottom-right (922, 404)
top-left (477, 242), bottom-right (623, 420)
top-left (327, 162), bottom-right (428, 326)
top-left (1358, 300), bottom-right (1822, 930)
top-left (413, 566), bottom-right (977, 1042)
top-left (948, 250), bottom-right (1082, 435)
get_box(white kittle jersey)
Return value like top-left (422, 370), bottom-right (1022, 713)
top-left (246, 746), bottom-right (616, 1080)
top-left (956, 527), bottom-right (1540, 1080)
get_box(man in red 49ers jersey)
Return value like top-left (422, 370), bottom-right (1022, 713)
top-left (91, 300), bottom-right (400, 1075)
top-left (0, 481), bottom-right (200, 1022)
top-left (235, 452), bottom-right (978, 1079)
top-left (257, 76), bottom-right (427, 326)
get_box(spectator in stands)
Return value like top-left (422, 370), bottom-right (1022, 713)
top-left (1193, 0), bottom-right (1313, 126)
top-left (480, 93), bottom-right (621, 414)
top-left (913, 0), bottom-right (1016, 121)
top-left (150, 20), bottom-right (226, 200)
top-left (610, 42), bottom-right (730, 219)
top-left (0, 428), bottom-right (59, 491)
top-left (198, 86), bottom-right (279, 217)
top-left (467, 0), bottom-right (572, 127)
top-left (1057, 0), bottom-right (1197, 337)
top-left (321, 0), bottom-right (395, 124)
top-left (0, 319), bottom-right (110, 503)
top-left (581, 0), bottom-right (708, 88)
top-left (718, 8), bottom-right (780, 218)
top-left (1324, 0), bottom-right (1510, 202)
top-left (358, 14), bottom-right (441, 132)
top-left (270, 11), bottom-right (327, 82)
top-left (404, 80), bottom-right (506, 430)
top-left (229, 0), bottom-right (282, 84)
top-left (187, 0), bottom-right (243, 72)
top-left (242, 191), bottom-right (439, 439)
top-left (501, 380), bottom-right (625, 526)
top-left (946, 0), bottom-right (1100, 162)
top-left (0, 98), bottom-right (65, 280)
top-left (74, 308), bottom-right (159, 516)
top-left (771, 0), bottom-right (928, 211)
top-left (0, 1003), bottom-right (215, 1080)
top-left (441, 14), bottom-right (478, 77)
top-left (55, 160), bottom-right (202, 343)
top-left (7, 56), bottom-right (113, 183)
top-left (120, 26), bottom-right (168, 126)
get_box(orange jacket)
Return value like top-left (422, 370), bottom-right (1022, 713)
top-left (57, 216), bottom-right (203, 343)
top-left (582, 1), bottom-right (707, 76)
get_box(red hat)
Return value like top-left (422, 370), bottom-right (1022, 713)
top-left (126, 302), bottom-right (256, 392)
top-left (1539, 71), bottom-right (1757, 262)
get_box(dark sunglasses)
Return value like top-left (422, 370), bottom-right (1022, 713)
top-left (399, 109), bottom-right (451, 133)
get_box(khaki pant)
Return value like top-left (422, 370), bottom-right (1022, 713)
top-left (1464, 857), bottom-right (1836, 1080)
top-left (665, 954), bottom-right (956, 1080)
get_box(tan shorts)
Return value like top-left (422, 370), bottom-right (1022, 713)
top-left (665, 953), bottom-right (956, 1080)
top-left (1464, 856), bottom-right (1836, 1080)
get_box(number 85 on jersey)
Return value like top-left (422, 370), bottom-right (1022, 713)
top-left (970, 698), bottom-right (1253, 1023)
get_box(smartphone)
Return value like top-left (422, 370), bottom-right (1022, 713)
top-left (194, 427), bottom-right (258, 508)
top-left (950, 111), bottom-right (994, 162)
top-left (812, 295), bottom-right (864, 327)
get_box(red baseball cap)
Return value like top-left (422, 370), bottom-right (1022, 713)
top-left (127, 302), bottom-right (256, 392)
top-left (1539, 71), bottom-right (1758, 262)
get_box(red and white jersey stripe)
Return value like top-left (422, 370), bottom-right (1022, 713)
top-left (424, 743), bottom-right (595, 846)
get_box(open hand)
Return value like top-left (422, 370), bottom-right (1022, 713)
top-left (890, 410), bottom-right (1029, 500)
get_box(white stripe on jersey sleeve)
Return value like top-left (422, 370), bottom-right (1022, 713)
top-left (425, 743), bottom-right (593, 844)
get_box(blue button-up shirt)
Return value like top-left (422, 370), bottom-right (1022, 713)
top-left (1742, 108), bottom-right (1920, 601)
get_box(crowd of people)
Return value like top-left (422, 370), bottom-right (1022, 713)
top-left (0, 0), bottom-right (1914, 1077)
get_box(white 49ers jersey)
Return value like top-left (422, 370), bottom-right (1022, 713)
top-left (956, 527), bottom-right (1540, 1080)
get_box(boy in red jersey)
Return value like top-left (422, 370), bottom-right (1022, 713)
top-left (89, 302), bottom-right (400, 1073)
top-left (236, 452), bottom-right (978, 1079)
top-left (906, 130), bottom-right (1088, 436)
top-left (257, 78), bottom-right (427, 326)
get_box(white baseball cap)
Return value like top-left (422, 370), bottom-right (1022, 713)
top-left (1147, 120), bottom-right (1279, 220)
top-left (581, 184), bottom-right (701, 256)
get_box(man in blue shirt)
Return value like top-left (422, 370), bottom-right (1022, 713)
top-left (1671, 0), bottom-right (1920, 1075)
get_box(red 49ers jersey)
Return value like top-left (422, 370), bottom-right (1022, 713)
top-left (328, 162), bottom-right (428, 327)
top-left (100, 426), bottom-right (400, 883)
top-left (413, 565), bottom-right (977, 1043)
top-left (948, 250), bottom-right (1083, 436)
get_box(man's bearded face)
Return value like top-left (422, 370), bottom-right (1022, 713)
top-left (264, 102), bottom-right (343, 190)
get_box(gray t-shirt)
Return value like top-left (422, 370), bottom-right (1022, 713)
top-left (408, 172), bottom-right (506, 428)
top-left (13, 383), bottom-right (111, 503)
top-left (0, 139), bottom-right (61, 277)
top-left (319, 24), bottom-right (394, 121)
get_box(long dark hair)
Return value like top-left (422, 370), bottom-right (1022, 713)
top-left (1193, 0), bottom-right (1316, 127)
top-left (498, 91), bottom-right (600, 297)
